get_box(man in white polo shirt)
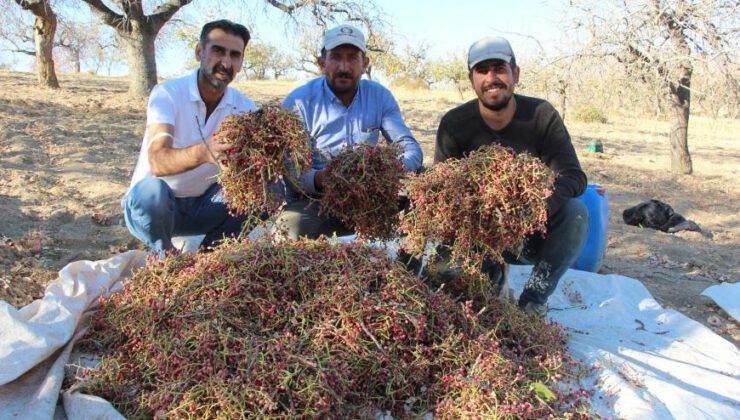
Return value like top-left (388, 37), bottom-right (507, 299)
top-left (122, 20), bottom-right (258, 253)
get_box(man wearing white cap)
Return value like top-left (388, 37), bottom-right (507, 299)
top-left (435, 36), bottom-right (589, 316)
top-left (277, 24), bottom-right (423, 239)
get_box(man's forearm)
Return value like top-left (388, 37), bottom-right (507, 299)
top-left (548, 171), bottom-right (587, 215)
top-left (150, 142), bottom-right (210, 176)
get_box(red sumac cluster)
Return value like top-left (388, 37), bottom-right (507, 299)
top-left (78, 239), bottom-right (592, 419)
top-left (216, 106), bottom-right (312, 217)
top-left (401, 144), bottom-right (554, 272)
top-left (320, 143), bottom-right (405, 240)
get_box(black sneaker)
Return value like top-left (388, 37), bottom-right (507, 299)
top-left (520, 301), bottom-right (547, 317)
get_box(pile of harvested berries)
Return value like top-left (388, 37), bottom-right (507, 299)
top-left (78, 239), bottom-right (591, 418)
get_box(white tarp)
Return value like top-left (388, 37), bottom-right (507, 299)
top-left (1, 252), bottom-right (738, 419)
top-left (0, 251), bottom-right (145, 419)
top-left (702, 282), bottom-right (740, 322)
top-left (519, 267), bottom-right (740, 419)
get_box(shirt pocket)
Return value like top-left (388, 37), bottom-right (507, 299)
top-left (353, 126), bottom-right (380, 145)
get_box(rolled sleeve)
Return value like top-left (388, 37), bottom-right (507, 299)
top-left (380, 92), bottom-right (423, 172)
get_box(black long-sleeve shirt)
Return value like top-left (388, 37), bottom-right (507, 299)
top-left (435, 95), bottom-right (587, 215)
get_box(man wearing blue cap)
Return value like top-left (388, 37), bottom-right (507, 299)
top-left (435, 37), bottom-right (589, 316)
top-left (277, 24), bottom-right (423, 240)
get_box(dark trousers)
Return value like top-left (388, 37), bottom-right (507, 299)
top-left (275, 175), bottom-right (418, 241)
top-left (274, 198), bottom-right (354, 240)
top-left (506, 198), bottom-right (589, 306)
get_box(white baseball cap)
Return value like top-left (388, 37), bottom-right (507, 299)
top-left (323, 24), bottom-right (367, 53)
top-left (467, 36), bottom-right (515, 69)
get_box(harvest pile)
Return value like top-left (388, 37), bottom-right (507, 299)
top-left (216, 106), bottom-right (312, 217)
top-left (401, 144), bottom-right (555, 273)
top-left (320, 143), bottom-right (405, 240)
top-left (78, 239), bottom-right (591, 418)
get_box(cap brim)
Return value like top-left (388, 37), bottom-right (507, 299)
top-left (324, 39), bottom-right (366, 53)
top-left (468, 53), bottom-right (511, 69)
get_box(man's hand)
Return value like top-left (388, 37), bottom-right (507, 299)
top-left (203, 130), bottom-right (233, 164)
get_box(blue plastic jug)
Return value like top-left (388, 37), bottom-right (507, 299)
top-left (572, 184), bottom-right (609, 272)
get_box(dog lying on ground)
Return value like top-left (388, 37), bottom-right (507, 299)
top-left (622, 199), bottom-right (712, 238)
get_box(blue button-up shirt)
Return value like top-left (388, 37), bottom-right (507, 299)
top-left (282, 77), bottom-right (423, 198)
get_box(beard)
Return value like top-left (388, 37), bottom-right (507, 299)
top-left (478, 80), bottom-right (515, 111)
top-left (327, 71), bottom-right (359, 95)
top-left (201, 63), bottom-right (234, 89)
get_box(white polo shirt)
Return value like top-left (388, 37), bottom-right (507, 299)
top-left (126, 70), bottom-right (257, 198)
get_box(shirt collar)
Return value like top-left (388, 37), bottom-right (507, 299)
top-left (188, 69), bottom-right (235, 109)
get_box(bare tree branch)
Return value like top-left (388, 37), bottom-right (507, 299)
top-left (150, 0), bottom-right (193, 32)
top-left (80, 0), bottom-right (124, 28)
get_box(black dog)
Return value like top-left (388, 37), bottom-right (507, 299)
top-left (622, 199), bottom-right (711, 237)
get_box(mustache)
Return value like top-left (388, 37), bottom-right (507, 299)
top-left (332, 71), bottom-right (353, 79)
top-left (483, 79), bottom-right (509, 90)
top-left (213, 64), bottom-right (234, 77)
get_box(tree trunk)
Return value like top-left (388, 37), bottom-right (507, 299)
top-left (121, 26), bottom-right (158, 98)
top-left (668, 65), bottom-right (692, 175)
top-left (72, 49), bottom-right (81, 73)
top-left (32, 13), bottom-right (59, 88)
top-left (557, 79), bottom-right (568, 122)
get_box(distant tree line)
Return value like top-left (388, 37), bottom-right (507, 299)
top-left (1, 0), bottom-right (737, 175)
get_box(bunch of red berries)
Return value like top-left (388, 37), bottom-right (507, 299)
top-left (320, 143), bottom-right (405, 240)
top-left (216, 106), bottom-right (312, 217)
top-left (401, 144), bottom-right (554, 273)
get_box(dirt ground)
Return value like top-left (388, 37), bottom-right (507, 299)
top-left (1, 70), bottom-right (737, 346)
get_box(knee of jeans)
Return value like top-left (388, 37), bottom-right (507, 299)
top-left (127, 178), bottom-right (175, 217)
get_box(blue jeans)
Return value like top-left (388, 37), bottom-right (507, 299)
top-left (123, 178), bottom-right (247, 253)
top-left (505, 198), bottom-right (589, 306)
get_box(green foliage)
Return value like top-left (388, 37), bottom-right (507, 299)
top-left (242, 41), bottom-right (293, 80)
top-left (572, 106), bottom-right (608, 123)
top-left (428, 52), bottom-right (469, 99)
top-left (374, 42), bottom-right (433, 86)
top-left (532, 381), bottom-right (557, 401)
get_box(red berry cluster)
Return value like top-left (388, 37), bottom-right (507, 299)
top-left (401, 144), bottom-right (554, 273)
top-left (77, 239), bottom-right (592, 418)
top-left (320, 143), bottom-right (405, 240)
top-left (216, 106), bottom-right (312, 217)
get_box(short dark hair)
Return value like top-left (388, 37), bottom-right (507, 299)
top-left (200, 20), bottom-right (250, 49)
